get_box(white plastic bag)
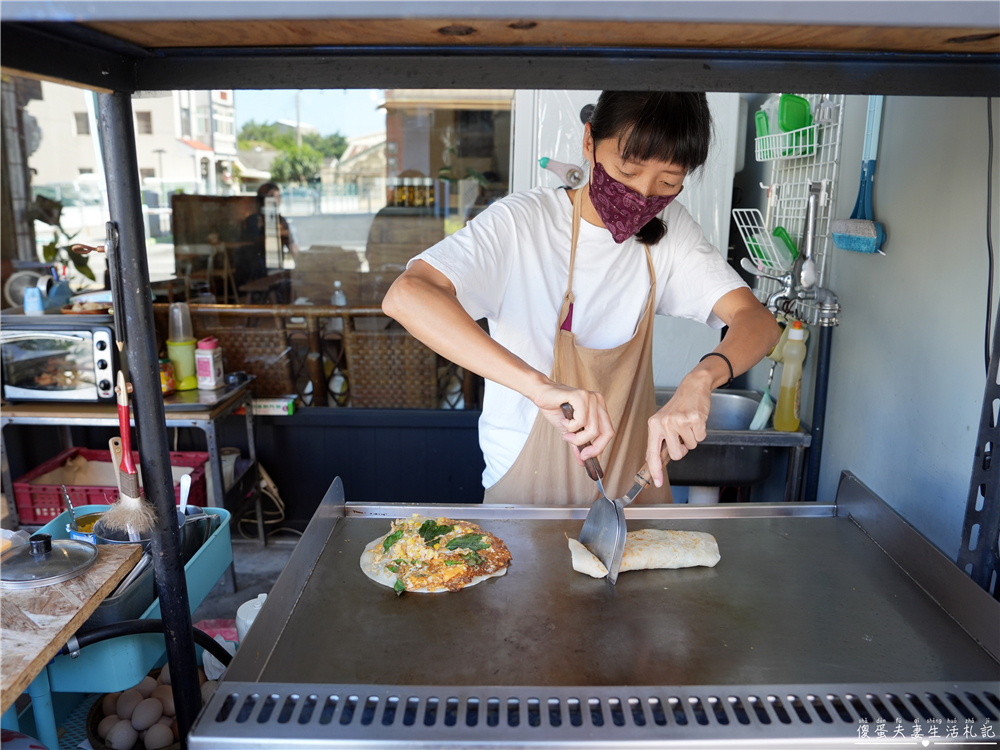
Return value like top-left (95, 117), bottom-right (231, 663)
top-left (201, 634), bottom-right (237, 681)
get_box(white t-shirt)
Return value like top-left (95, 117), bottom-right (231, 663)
top-left (410, 186), bottom-right (746, 488)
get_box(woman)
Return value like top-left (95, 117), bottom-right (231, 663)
top-left (236, 182), bottom-right (300, 288)
top-left (383, 92), bottom-right (779, 503)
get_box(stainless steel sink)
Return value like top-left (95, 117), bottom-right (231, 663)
top-left (653, 388), bottom-right (808, 486)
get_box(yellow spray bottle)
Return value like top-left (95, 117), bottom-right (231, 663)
top-left (774, 321), bottom-right (807, 432)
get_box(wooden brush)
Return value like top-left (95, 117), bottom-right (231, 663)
top-left (100, 371), bottom-right (156, 534)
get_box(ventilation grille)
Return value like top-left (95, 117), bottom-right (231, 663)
top-left (189, 682), bottom-right (1000, 748)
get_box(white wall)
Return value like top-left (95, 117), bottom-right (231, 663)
top-left (512, 90), bottom-right (743, 386)
top-left (746, 95), bottom-right (999, 560)
top-left (25, 82), bottom-right (97, 183)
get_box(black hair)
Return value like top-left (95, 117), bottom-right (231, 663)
top-left (588, 92), bottom-right (713, 245)
top-left (256, 181), bottom-right (280, 210)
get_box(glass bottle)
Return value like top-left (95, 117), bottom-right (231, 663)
top-left (413, 179), bottom-right (426, 208)
top-left (424, 177), bottom-right (435, 209)
top-left (385, 176), bottom-right (396, 207)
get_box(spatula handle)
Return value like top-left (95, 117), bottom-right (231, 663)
top-left (560, 403), bottom-right (604, 482)
top-left (634, 442), bottom-right (671, 490)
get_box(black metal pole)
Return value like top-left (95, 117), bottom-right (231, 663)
top-left (97, 91), bottom-right (202, 746)
top-left (804, 324), bottom-right (834, 503)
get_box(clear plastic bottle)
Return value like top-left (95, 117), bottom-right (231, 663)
top-left (774, 321), bottom-right (806, 432)
top-left (329, 280), bottom-right (347, 333)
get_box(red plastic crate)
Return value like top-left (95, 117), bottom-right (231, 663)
top-left (13, 447), bottom-right (209, 525)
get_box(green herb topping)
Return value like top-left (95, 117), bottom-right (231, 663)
top-left (418, 520), bottom-right (455, 547)
top-left (461, 551), bottom-right (484, 566)
top-left (383, 529), bottom-right (404, 553)
top-left (446, 533), bottom-right (489, 551)
top-left (393, 578), bottom-right (405, 596)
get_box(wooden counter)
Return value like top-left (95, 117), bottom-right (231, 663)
top-left (0, 542), bottom-right (143, 713)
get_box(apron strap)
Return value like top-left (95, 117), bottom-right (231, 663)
top-left (559, 185), bottom-right (657, 335)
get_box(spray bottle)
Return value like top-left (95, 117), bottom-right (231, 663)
top-left (774, 321), bottom-right (807, 432)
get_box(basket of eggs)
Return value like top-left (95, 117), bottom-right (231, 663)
top-left (86, 663), bottom-right (219, 750)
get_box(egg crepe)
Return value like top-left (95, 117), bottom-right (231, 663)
top-left (361, 515), bottom-right (512, 594)
top-left (569, 529), bottom-right (720, 579)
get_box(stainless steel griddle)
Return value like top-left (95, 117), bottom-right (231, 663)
top-left (190, 473), bottom-right (999, 748)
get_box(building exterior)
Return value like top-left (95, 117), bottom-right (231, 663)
top-left (321, 130), bottom-right (387, 213)
top-left (25, 82), bottom-right (240, 199)
top-left (381, 89), bottom-right (513, 209)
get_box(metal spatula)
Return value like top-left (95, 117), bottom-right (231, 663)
top-left (579, 444), bottom-right (669, 584)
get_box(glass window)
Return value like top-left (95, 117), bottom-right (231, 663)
top-left (136, 111), bottom-right (153, 134)
top-left (74, 112), bottom-right (89, 135)
top-left (196, 106), bottom-right (210, 136)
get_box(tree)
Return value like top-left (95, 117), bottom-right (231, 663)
top-left (238, 120), bottom-right (348, 161)
top-left (269, 144), bottom-right (323, 184)
top-left (303, 132), bottom-right (347, 160)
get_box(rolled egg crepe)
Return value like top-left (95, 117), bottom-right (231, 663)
top-left (569, 529), bottom-right (720, 579)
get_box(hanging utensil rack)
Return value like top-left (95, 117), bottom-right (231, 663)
top-left (736, 94), bottom-right (846, 325)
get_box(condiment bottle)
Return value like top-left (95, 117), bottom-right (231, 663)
top-left (167, 302), bottom-right (198, 391)
top-left (413, 179), bottom-right (426, 208)
top-left (424, 178), bottom-right (435, 208)
top-left (159, 357), bottom-right (176, 396)
top-left (774, 321), bottom-right (807, 432)
top-left (195, 336), bottom-right (224, 390)
top-left (385, 176), bottom-right (397, 207)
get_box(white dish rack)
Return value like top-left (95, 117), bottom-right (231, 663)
top-left (737, 94), bottom-right (846, 319)
top-left (754, 123), bottom-right (820, 162)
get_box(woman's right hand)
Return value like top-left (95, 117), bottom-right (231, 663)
top-left (528, 383), bottom-right (614, 465)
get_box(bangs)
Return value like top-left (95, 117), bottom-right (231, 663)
top-left (593, 92), bottom-right (712, 173)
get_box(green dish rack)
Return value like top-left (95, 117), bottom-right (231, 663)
top-left (37, 505), bottom-right (232, 694)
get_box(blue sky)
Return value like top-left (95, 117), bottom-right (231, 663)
top-left (234, 89), bottom-right (386, 138)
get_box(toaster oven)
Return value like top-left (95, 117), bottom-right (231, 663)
top-left (1, 319), bottom-right (118, 403)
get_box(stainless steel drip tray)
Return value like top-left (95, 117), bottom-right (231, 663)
top-left (243, 515), bottom-right (992, 688)
top-left (196, 680), bottom-right (1000, 749)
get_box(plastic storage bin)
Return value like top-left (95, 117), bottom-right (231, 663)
top-left (37, 505), bottom-right (232, 694)
top-left (59, 504), bottom-right (219, 632)
top-left (12, 447), bottom-right (208, 524)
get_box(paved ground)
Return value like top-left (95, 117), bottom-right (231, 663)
top-left (192, 537), bottom-right (297, 622)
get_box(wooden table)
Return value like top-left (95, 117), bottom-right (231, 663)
top-left (0, 542), bottom-right (142, 747)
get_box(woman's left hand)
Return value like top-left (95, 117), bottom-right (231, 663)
top-left (645, 370), bottom-right (714, 487)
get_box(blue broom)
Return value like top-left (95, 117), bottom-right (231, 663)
top-left (831, 95), bottom-right (886, 254)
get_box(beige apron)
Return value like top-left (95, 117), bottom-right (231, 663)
top-left (484, 186), bottom-right (672, 505)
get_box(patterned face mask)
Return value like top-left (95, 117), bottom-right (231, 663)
top-left (587, 160), bottom-right (682, 243)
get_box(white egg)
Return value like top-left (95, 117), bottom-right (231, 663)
top-left (200, 680), bottom-right (218, 705)
top-left (158, 663), bottom-right (171, 685)
top-left (105, 718), bottom-right (138, 750)
top-left (102, 692), bottom-right (121, 716)
top-left (97, 713), bottom-right (119, 739)
top-left (152, 684), bottom-right (175, 716)
top-left (115, 689), bottom-right (143, 720)
top-left (131, 697), bottom-right (163, 730)
top-left (143, 722), bottom-right (174, 750)
top-left (133, 675), bottom-right (157, 698)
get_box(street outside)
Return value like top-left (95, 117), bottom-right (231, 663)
top-left (36, 207), bottom-right (380, 291)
